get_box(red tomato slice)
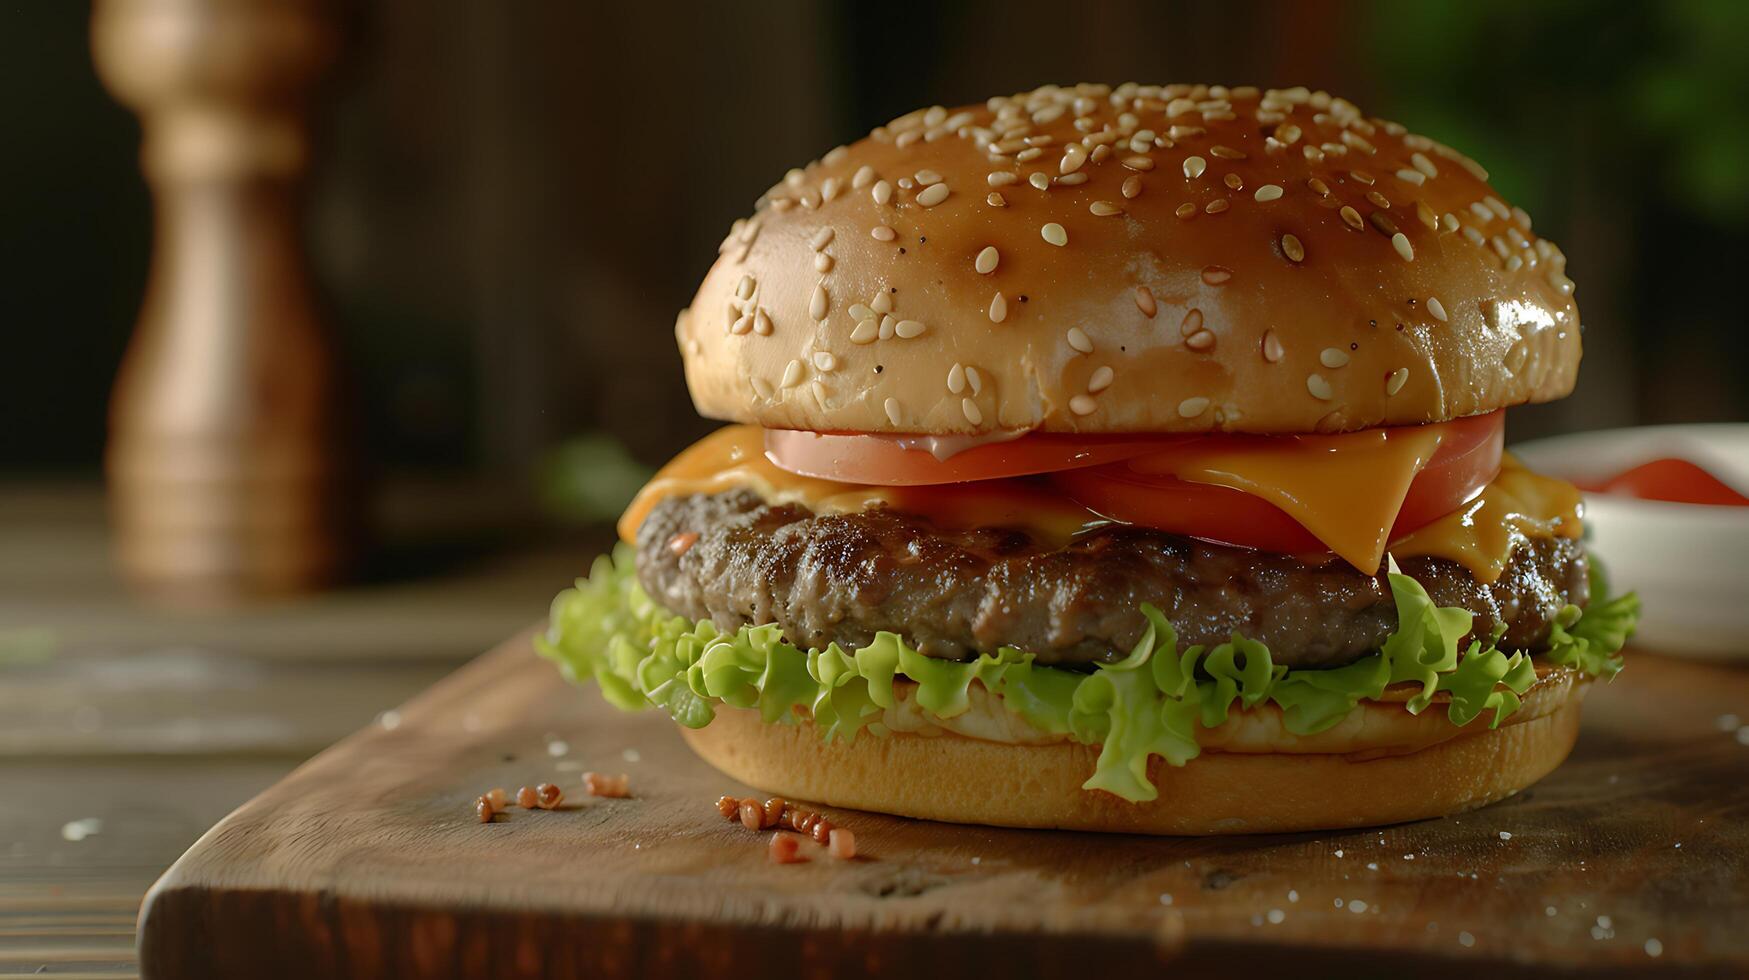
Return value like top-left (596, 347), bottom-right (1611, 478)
top-left (764, 429), bottom-right (1195, 486)
top-left (1050, 413), bottom-right (1504, 555)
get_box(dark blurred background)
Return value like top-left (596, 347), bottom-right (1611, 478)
top-left (6, 0), bottom-right (1745, 508)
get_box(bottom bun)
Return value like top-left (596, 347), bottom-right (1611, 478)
top-left (680, 684), bottom-right (1588, 835)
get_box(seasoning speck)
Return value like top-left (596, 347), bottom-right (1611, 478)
top-left (61, 818), bottom-right (102, 842)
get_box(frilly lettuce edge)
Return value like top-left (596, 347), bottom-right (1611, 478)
top-left (535, 543), bottom-right (1638, 804)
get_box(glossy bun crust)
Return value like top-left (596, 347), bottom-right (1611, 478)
top-left (677, 83), bottom-right (1581, 435)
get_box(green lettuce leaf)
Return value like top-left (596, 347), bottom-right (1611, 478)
top-left (536, 544), bottom-right (1638, 804)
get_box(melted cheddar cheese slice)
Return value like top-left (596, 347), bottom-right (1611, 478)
top-left (618, 425), bottom-right (1582, 582)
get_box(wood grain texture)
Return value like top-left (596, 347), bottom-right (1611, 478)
top-left (138, 630), bottom-right (1749, 978)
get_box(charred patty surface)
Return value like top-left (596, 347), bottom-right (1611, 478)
top-left (633, 489), bottom-right (1589, 670)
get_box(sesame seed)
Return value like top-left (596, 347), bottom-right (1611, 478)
top-left (1254, 184), bottom-right (1284, 202)
top-left (1367, 190), bottom-right (1392, 210)
top-left (1205, 198), bottom-right (1230, 215)
top-left (1348, 169), bottom-right (1375, 186)
top-left (878, 315), bottom-right (895, 340)
top-left (1087, 366), bottom-right (1115, 393)
top-left (848, 303), bottom-right (873, 321)
top-left (1128, 286), bottom-right (1157, 319)
top-left (1441, 212), bottom-right (1460, 233)
top-left (1122, 175), bottom-right (1143, 199)
top-left (1462, 225), bottom-right (1486, 246)
top-left (1395, 168), bottom-right (1426, 186)
top-left (1427, 297), bottom-right (1448, 322)
top-left (1281, 234), bottom-right (1306, 263)
top-left (754, 310), bottom-right (773, 335)
top-left (781, 359), bottom-right (805, 388)
top-left (850, 318), bottom-right (878, 344)
top-left (1185, 329), bottom-right (1217, 352)
top-left (1340, 206), bottom-right (1365, 231)
top-left (871, 292), bottom-right (893, 314)
top-left (1224, 173), bottom-right (1243, 190)
top-left (962, 398), bottom-right (983, 426)
top-left (1041, 222), bottom-right (1068, 247)
top-left (987, 171), bottom-right (1018, 187)
top-left (1391, 232), bottom-right (1415, 262)
top-left (1307, 373), bottom-right (1334, 400)
top-left (851, 165), bottom-right (875, 190)
top-left (809, 283), bottom-right (830, 320)
top-left (1174, 202), bottom-right (1197, 219)
top-left (813, 351), bottom-right (837, 372)
top-left (810, 227), bottom-right (835, 251)
top-left (871, 225), bottom-right (896, 242)
top-left (1122, 155), bottom-right (1156, 172)
top-left (1470, 201), bottom-right (1494, 222)
top-left (1202, 266), bottom-right (1232, 285)
top-left (884, 397), bottom-right (902, 426)
top-left (914, 169), bottom-right (942, 186)
top-left (1386, 367), bottom-right (1409, 395)
top-left (731, 314), bottom-right (752, 335)
top-left (1416, 201), bottom-right (1439, 231)
top-left (1178, 396), bottom-right (1209, 418)
top-left (1066, 327), bottom-right (1093, 354)
top-left (1307, 177), bottom-right (1332, 196)
top-left (1303, 145), bottom-right (1325, 163)
top-left (1370, 211), bottom-right (1399, 236)
top-left (1320, 347), bottom-right (1350, 368)
top-left (894, 319), bottom-right (926, 339)
top-left (1411, 152), bottom-right (1438, 178)
top-left (1056, 172), bottom-right (1089, 186)
top-left (1089, 201), bottom-right (1122, 216)
top-left (1180, 308), bottom-right (1204, 337)
top-left (736, 275), bottom-right (756, 301)
top-left (1028, 172), bottom-right (1050, 190)
top-left (989, 291), bottom-right (1008, 323)
top-left (873, 180), bottom-right (894, 205)
top-left (1060, 143), bottom-right (1088, 174)
top-left (897, 178), bottom-right (915, 192)
top-left (1262, 329), bottom-right (1284, 363)
top-left (1210, 145), bottom-right (1246, 159)
top-left (986, 192), bottom-right (1007, 207)
top-left (1183, 155), bottom-right (1208, 179)
top-left (967, 366), bottom-right (983, 395)
top-left (947, 363), bottom-right (966, 394)
top-left (1015, 147), bottom-right (1043, 162)
top-left (916, 183), bottom-right (950, 207)
top-left (1070, 394), bottom-right (1098, 416)
top-left (975, 246), bottom-right (1000, 275)
top-left (821, 177), bottom-right (842, 202)
top-left (814, 253), bottom-right (833, 273)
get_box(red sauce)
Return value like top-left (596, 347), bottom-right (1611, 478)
top-left (1579, 457), bottom-right (1749, 507)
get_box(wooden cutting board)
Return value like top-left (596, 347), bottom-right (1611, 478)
top-left (138, 629), bottom-right (1749, 978)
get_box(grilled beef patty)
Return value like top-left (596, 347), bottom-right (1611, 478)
top-left (633, 489), bottom-right (1588, 670)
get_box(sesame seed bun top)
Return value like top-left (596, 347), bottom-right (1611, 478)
top-left (676, 82), bottom-right (1581, 435)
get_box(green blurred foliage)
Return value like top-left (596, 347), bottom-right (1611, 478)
top-left (1369, 0), bottom-right (1749, 226)
top-left (537, 435), bottom-right (655, 526)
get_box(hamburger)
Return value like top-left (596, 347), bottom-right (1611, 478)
top-left (539, 82), bottom-right (1637, 834)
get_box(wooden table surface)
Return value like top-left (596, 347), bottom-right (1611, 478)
top-left (137, 628), bottom-right (1749, 978)
top-left (0, 483), bottom-right (600, 978)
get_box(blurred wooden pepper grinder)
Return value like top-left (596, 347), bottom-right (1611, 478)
top-left (93, 0), bottom-right (358, 603)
